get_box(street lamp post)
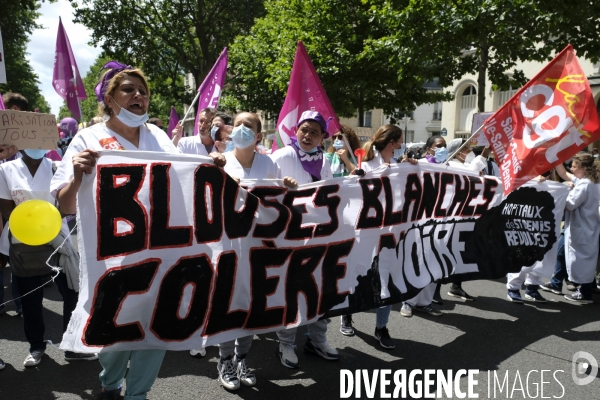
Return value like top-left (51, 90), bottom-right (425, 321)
top-left (402, 115), bottom-right (411, 140)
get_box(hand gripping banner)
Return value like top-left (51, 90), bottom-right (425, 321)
top-left (60, 151), bottom-right (568, 352)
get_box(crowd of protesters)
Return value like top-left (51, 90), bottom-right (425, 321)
top-left (0, 63), bottom-right (599, 400)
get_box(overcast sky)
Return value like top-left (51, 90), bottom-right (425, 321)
top-left (26, 0), bottom-right (102, 115)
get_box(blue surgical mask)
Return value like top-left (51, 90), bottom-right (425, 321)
top-left (210, 126), bottom-right (219, 141)
top-left (24, 149), bottom-right (47, 159)
top-left (230, 125), bottom-right (256, 149)
top-left (111, 97), bottom-right (149, 127)
top-left (224, 141), bottom-right (235, 153)
top-left (434, 147), bottom-right (449, 163)
top-left (333, 139), bottom-right (344, 150)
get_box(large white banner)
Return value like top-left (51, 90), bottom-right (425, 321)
top-left (60, 151), bottom-right (568, 353)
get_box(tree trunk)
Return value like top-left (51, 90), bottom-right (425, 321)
top-left (357, 87), bottom-right (365, 127)
top-left (477, 41), bottom-right (489, 113)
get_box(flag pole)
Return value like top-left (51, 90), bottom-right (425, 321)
top-left (447, 122), bottom-right (488, 162)
top-left (340, 134), bottom-right (358, 166)
top-left (77, 98), bottom-right (83, 128)
top-left (179, 91), bottom-right (201, 127)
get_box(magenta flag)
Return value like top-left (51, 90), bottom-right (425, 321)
top-left (167, 106), bottom-right (179, 139)
top-left (193, 48), bottom-right (228, 136)
top-left (272, 41), bottom-right (341, 151)
top-left (0, 92), bottom-right (4, 110)
top-left (52, 17), bottom-right (87, 121)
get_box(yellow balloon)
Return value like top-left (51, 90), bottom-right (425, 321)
top-left (9, 200), bottom-right (62, 246)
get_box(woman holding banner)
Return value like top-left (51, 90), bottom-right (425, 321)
top-left (400, 136), bottom-right (447, 319)
top-left (209, 112), bottom-right (285, 390)
top-left (357, 124), bottom-right (412, 349)
top-left (270, 110), bottom-right (336, 369)
top-left (51, 64), bottom-right (224, 400)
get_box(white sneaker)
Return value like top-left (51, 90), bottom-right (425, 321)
top-left (190, 348), bottom-right (206, 358)
top-left (24, 350), bottom-right (44, 367)
top-left (277, 342), bottom-right (299, 369)
top-left (217, 356), bottom-right (240, 390)
top-left (234, 355), bottom-right (256, 387)
top-left (304, 337), bottom-right (339, 360)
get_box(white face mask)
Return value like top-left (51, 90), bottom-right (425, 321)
top-left (111, 97), bottom-right (149, 127)
top-left (464, 152), bottom-right (476, 164)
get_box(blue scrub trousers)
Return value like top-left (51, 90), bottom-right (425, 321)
top-left (99, 349), bottom-right (166, 400)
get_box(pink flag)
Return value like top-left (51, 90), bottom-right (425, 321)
top-left (167, 106), bottom-right (179, 139)
top-left (193, 48), bottom-right (228, 136)
top-left (272, 41), bottom-right (341, 151)
top-left (52, 17), bottom-right (87, 121)
top-left (0, 92), bottom-right (4, 110)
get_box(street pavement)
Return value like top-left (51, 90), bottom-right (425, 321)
top-left (1, 265), bottom-right (599, 400)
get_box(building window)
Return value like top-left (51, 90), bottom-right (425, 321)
top-left (459, 85), bottom-right (478, 131)
top-left (461, 86), bottom-right (477, 109)
top-left (496, 86), bottom-right (519, 110)
top-left (404, 130), bottom-right (415, 143)
top-left (433, 102), bottom-right (442, 120)
top-left (364, 111), bottom-right (372, 128)
top-left (398, 111), bottom-right (414, 120)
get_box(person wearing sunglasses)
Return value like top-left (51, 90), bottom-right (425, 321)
top-left (325, 126), bottom-right (361, 177)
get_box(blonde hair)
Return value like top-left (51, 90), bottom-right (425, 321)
top-left (98, 69), bottom-right (150, 116)
top-left (363, 124), bottom-right (403, 162)
top-left (572, 152), bottom-right (600, 183)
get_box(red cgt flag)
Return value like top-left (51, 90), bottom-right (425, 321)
top-left (483, 45), bottom-right (600, 194)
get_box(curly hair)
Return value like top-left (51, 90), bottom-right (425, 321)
top-left (327, 124), bottom-right (361, 153)
top-left (98, 69), bottom-right (150, 116)
top-left (572, 152), bottom-right (600, 183)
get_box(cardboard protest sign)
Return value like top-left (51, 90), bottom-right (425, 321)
top-left (0, 110), bottom-right (59, 150)
top-left (60, 151), bottom-right (568, 353)
top-left (470, 112), bottom-right (494, 146)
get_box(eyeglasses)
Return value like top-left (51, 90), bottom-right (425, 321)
top-left (332, 134), bottom-right (343, 140)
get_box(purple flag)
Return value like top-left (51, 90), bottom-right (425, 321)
top-left (272, 41), bottom-right (341, 152)
top-left (193, 48), bottom-right (228, 136)
top-left (167, 106), bottom-right (179, 139)
top-left (53, 17), bottom-right (87, 121)
top-left (0, 92), bottom-right (4, 110)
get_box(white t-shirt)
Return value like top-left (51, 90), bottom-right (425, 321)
top-left (270, 146), bottom-right (332, 185)
top-left (50, 122), bottom-right (178, 197)
top-left (177, 135), bottom-right (215, 156)
top-left (0, 157), bottom-right (70, 255)
top-left (362, 152), bottom-right (386, 173)
top-left (224, 151), bottom-right (281, 180)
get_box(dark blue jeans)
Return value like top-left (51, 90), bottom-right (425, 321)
top-left (14, 272), bottom-right (78, 352)
top-left (550, 234), bottom-right (567, 290)
top-left (0, 267), bottom-right (22, 313)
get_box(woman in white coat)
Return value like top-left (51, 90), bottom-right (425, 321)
top-left (354, 124), bottom-right (412, 349)
top-left (212, 112), bottom-right (282, 390)
top-left (555, 152), bottom-right (600, 303)
top-left (398, 136), bottom-right (448, 317)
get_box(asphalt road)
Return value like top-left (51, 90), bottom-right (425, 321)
top-left (1, 266), bottom-right (599, 400)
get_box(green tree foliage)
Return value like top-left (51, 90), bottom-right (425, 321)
top-left (0, 0), bottom-right (51, 113)
top-left (364, 0), bottom-right (600, 113)
top-left (228, 0), bottom-right (449, 126)
top-left (59, 55), bottom-right (186, 123)
top-left (70, 0), bottom-right (266, 119)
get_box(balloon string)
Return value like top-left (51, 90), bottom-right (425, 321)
top-left (0, 223), bottom-right (78, 309)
